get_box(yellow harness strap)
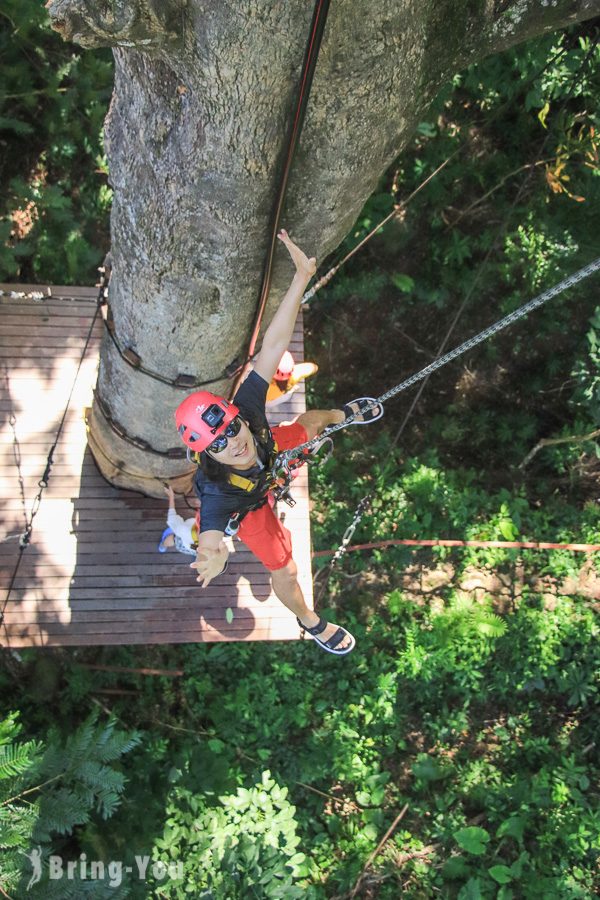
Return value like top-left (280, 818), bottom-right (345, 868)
top-left (227, 438), bottom-right (279, 493)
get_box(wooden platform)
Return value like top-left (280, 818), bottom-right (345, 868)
top-left (0, 284), bottom-right (313, 647)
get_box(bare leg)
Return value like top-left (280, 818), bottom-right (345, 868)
top-left (271, 560), bottom-right (352, 650)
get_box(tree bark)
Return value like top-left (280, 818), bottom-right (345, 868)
top-left (47, 0), bottom-right (600, 496)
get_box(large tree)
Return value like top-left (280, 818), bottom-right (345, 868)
top-left (47, 0), bottom-right (600, 496)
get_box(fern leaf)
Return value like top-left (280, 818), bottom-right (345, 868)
top-left (0, 740), bottom-right (43, 780)
top-left (34, 787), bottom-right (91, 841)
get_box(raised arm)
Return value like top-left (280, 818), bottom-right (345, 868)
top-left (253, 230), bottom-right (316, 385)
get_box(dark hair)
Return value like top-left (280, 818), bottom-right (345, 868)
top-left (198, 414), bottom-right (267, 485)
top-left (198, 449), bottom-right (231, 485)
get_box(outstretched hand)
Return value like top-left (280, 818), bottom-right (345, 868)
top-left (278, 229), bottom-right (316, 279)
top-left (190, 548), bottom-right (225, 589)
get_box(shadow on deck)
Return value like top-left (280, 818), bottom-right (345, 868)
top-left (1, 285), bottom-right (313, 648)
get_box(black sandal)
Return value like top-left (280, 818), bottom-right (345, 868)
top-left (296, 616), bottom-right (356, 656)
top-left (343, 397), bottom-right (384, 425)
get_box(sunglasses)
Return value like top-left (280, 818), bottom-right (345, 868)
top-left (207, 416), bottom-right (243, 454)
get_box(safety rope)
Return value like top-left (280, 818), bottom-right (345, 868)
top-left (278, 258), bottom-right (600, 469)
top-left (0, 304), bottom-right (101, 648)
top-left (312, 537), bottom-right (600, 557)
top-left (228, 0), bottom-right (331, 400)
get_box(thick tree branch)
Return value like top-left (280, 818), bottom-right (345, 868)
top-left (519, 427), bottom-right (600, 468)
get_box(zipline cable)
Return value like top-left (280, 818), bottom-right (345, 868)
top-left (312, 34), bottom-right (600, 589)
top-left (228, 0), bottom-right (331, 400)
top-left (280, 257), bottom-right (600, 462)
top-left (312, 257), bottom-right (600, 593)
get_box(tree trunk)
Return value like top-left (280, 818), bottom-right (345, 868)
top-left (47, 0), bottom-right (600, 496)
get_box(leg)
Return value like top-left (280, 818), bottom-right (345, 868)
top-left (271, 560), bottom-right (353, 650)
top-left (237, 504), bottom-right (353, 651)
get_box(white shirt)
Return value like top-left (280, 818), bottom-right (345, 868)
top-left (167, 509), bottom-right (197, 555)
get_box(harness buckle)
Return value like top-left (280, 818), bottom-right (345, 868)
top-left (225, 514), bottom-right (240, 536)
top-left (272, 484), bottom-right (296, 507)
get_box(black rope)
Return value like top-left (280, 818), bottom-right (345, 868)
top-left (228, 0), bottom-right (331, 400)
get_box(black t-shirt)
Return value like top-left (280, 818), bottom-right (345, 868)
top-left (194, 370), bottom-right (273, 533)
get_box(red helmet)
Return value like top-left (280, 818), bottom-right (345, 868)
top-left (175, 391), bottom-right (240, 452)
top-left (276, 350), bottom-right (294, 380)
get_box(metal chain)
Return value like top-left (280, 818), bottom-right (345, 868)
top-left (275, 257), bottom-right (600, 473)
top-left (95, 264), bottom-right (241, 390)
top-left (329, 495), bottom-right (371, 566)
top-left (313, 495), bottom-right (371, 595)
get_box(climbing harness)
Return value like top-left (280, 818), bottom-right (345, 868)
top-left (194, 428), bottom-right (333, 538)
top-left (218, 431), bottom-right (332, 536)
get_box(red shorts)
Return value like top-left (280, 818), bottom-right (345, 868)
top-left (236, 421), bottom-right (307, 571)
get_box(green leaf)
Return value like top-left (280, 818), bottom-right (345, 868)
top-left (538, 101), bottom-right (550, 128)
top-left (497, 888), bottom-right (514, 900)
top-left (489, 864), bottom-right (513, 884)
top-left (391, 273), bottom-right (415, 293)
top-left (442, 856), bottom-right (470, 879)
top-left (225, 607), bottom-right (234, 624)
top-left (496, 815), bottom-right (525, 843)
top-left (412, 754), bottom-right (447, 781)
top-left (458, 877), bottom-right (483, 900)
top-left (0, 116), bottom-right (35, 136)
top-left (454, 826), bottom-right (490, 855)
top-left (499, 518), bottom-right (517, 540)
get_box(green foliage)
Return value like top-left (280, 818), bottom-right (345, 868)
top-left (454, 826), bottom-right (490, 856)
top-left (0, 0), bottom-right (113, 284)
top-left (1, 11), bottom-right (599, 900)
top-left (153, 770), bottom-right (309, 898)
top-left (572, 305), bottom-right (600, 425)
top-left (0, 711), bottom-right (140, 897)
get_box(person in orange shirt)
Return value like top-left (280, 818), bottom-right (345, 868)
top-left (266, 350), bottom-right (318, 408)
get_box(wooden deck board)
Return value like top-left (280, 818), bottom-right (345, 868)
top-left (1, 284), bottom-right (314, 647)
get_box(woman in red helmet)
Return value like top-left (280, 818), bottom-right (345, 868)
top-left (175, 230), bottom-right (383, 656)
